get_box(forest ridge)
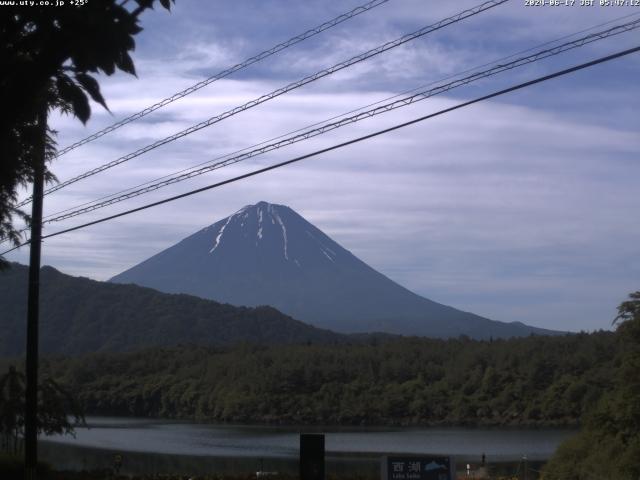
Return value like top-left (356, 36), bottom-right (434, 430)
top-left (20, 330), bottom-right (616, 427)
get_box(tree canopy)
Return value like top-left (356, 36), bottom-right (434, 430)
top-left (0, 0), bottom-right (174, 267)
top-left (542, 291), bottom-right (640, 480)
top-left (29, 328), bottom-right (617, 427)
top-left (0, 366), bottom-right (84, 455)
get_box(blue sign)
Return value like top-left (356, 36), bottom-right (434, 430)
top-left (381, 456), bottom-right (454, 480)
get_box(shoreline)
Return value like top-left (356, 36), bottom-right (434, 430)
top-left (36, 443), bottom-right (547, 479)
top-left (78, 413), bottom-right (582, 430)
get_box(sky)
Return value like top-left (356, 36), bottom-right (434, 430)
top-left (5, 0), bottom-right (640, 332)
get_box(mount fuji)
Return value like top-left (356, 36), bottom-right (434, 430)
top-left (110, 201), bottom-right (555, 339)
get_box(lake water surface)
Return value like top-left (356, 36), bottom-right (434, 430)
top-left (39, 417), bottom-right (575, 476)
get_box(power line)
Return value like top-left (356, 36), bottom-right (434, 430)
top-left (53, 0), bottom-right (392, 158)
top-left (3, 14), bottom-right (638, 245)
top-left (39, 18), bottom-right (640, 224)
top-left (39, 10), bottom-right (640, 223)
top-left (16, 0), bottom-right (508, 208)
top-left (4, 44), bottom-right (638, 256)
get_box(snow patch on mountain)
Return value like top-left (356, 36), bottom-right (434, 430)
top-left (305, 229), bottom-right (336, 262)
top-left (110, 200), bottom-right (558, 339)
top-left (209, 216), bottom-right (233, 253)
top-left (270, 204), bottom-right (289, 260)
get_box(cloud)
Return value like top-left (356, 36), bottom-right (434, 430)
top-left (6, 0), bottom-right (639, 333)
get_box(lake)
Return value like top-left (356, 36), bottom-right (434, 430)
top-left (39, 417), bottom-right (576, 476)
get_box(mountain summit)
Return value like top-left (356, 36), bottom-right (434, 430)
top-left (111, 201), bottom-right (554, 338)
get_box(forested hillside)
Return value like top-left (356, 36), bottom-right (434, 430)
top-left (542, 292), bottom-right (640, 480)
top-left (0, 263), bottom-right (344, 355)
top-left (30, 331), bottom-right (616, 427)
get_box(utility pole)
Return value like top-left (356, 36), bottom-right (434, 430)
top-left (25, 105), bottom-right (47, 480)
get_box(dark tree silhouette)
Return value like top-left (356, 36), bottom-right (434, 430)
top-left (0, 0), bottom-right (175, 267)
top-left (542, 291), bottom-right (640, 480)
top-left (0, 366), bottom-right (84, 454)
top-left (615, 291), bottom-right (640, 325)
top-left (0, 366), bottom-right (24, 454)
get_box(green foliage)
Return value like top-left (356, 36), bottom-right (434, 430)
top-left (0, 366), bottom-right (85, 454)
top-left (34, 329), bottom-right (617, 427)
top-left (542, 291), bottom-right (640, 480)
top-left (0, 0), bottom-right (174, 265)
top-left (0, 367), bottom-right (24, 454)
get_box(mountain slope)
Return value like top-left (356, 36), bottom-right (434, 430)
top-left (111, 201), bottom-right (556, 339)
top-left (0, 263), bottom-right (344, 356)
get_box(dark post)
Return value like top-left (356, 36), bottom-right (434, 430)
top-left (300, 433), bottom-right (324, 480)
top-left (25, 106), bottom-right (47, 480)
